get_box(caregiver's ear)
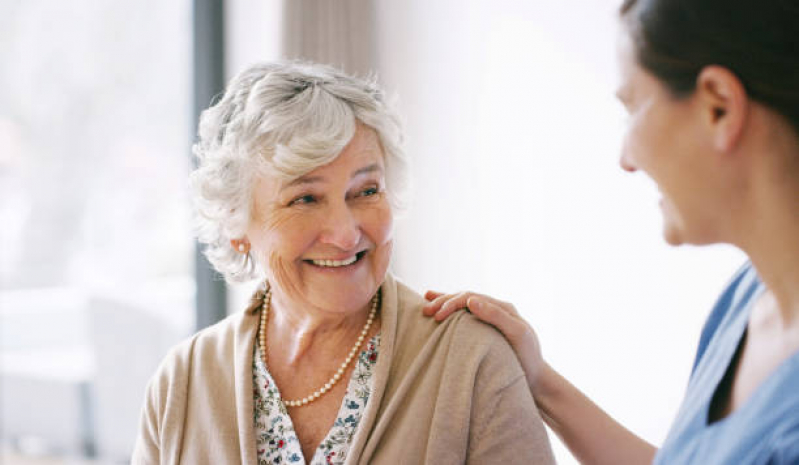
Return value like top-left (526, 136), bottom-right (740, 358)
top-left (695, 65), bottom-right (748, 153)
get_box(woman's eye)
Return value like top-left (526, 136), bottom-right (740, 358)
top-left (289, 194), bottom-right (316, 206)
top-left (358, 186), bottom-right (379, 197)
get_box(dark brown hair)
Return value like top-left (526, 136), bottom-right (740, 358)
top-left (620, 0), bottom-right (799, 134)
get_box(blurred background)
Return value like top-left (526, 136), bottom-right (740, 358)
top-left (0, 0), bottom-right (744, 463)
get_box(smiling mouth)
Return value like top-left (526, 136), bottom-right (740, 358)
top-left (305, 250), bottom-right (367, 268)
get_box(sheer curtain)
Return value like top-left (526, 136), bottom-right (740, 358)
top-left (226, 0), bottom-right (375, 81)
top-left (282, 0), bottom-right (376, 77)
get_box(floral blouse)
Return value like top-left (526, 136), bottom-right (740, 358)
top-left (252, 334), bottom-right (381, 465)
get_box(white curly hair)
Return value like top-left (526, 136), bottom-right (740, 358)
top-left (190, 61), bottom-right (409, 283)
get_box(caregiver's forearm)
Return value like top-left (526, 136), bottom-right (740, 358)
top-left (534, 364), bottom-right (657, 465)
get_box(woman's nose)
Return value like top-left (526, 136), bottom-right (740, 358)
top-left (619, 145), bottom-right (637, 173)
top-left (319, 202), bottom-right (362, 251)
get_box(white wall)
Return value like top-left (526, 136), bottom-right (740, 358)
top-left (225, 0), bottom-right (284, 77)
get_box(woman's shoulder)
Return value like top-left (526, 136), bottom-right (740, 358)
top-left (147, 310), bottom-right (254, 390)
top-left (394, 278), bottom-right (504, 334)
top-left (390, 278), bottom-right (523, 378)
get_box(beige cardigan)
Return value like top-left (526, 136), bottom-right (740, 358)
top-left (132, 274), bottom-right (554, 464)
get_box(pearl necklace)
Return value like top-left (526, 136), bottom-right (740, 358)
top-left (258, 287), bottom-right (379, 408)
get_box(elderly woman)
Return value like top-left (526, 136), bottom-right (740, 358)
top-left (425, 0), bottom-right (799, 463)
top-left (132, 62), bottom-right (554, 464)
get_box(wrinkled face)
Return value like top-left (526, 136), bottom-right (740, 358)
top-left (246, 125), bottom-right (393, 315)
top-left (615, 30), bottom-right (721, 246)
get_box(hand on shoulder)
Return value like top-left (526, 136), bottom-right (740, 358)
top-left (422, 290), bottom-right (547, 394)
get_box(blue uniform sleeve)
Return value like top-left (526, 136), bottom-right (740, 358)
top-left (768, 426), bottom-right (799, 465)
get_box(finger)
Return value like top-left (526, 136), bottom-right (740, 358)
top-left (422, 293), bottom-right (453, 316)
top-left (424, 290), bottom-right (444, 301)
top-left (434, 292), bottom-right (474, 321)
top-left (466, 297), bottom-right (526, 342)
top-left (465, 297), bottom-right (504, 326)
top-left (461, 293), bottom-right (519, 318)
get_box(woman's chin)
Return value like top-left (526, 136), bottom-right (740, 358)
top-left (662, 228), bottom-right (685, 246)
top-left (659, 200), bottom-right (686, 246)
top-left (303, 273), bottom-right (382, 313)
top-left (311, 291), bottom-right (377, 316)
top-left (660, 214), bottom-right (687, 246)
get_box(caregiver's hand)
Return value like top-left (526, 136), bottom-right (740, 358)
top-left (422, 291), bottom-right (548, 393)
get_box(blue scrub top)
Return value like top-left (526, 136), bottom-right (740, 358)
top-left (654, 263), bottom-right (799, 464)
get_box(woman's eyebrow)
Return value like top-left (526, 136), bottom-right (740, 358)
top-left (352, 163), bottom-right (382, 178)
top-left (285, 175), bottom-right (323, 188)
top-left (283, 163), bottom-right (382, 189)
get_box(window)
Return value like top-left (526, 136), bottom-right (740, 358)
top-left (1, 1), bottom-right (193, 462)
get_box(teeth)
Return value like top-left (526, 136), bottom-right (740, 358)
top-left (311, 255), bottom-right (358, 268)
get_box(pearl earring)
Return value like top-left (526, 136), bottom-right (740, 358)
top-left (237, 244), bottom-right (247, 253)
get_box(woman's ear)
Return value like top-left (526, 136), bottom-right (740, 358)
top-left (695, 65), bottom-right (749, 153)
top-left (231, 238), bottom-right (250, 254)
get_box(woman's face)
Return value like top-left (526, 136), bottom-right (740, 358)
top-left (615, 30), bottom-right (724, 246)
top-left (246, 125), bottom-right (393, 315)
